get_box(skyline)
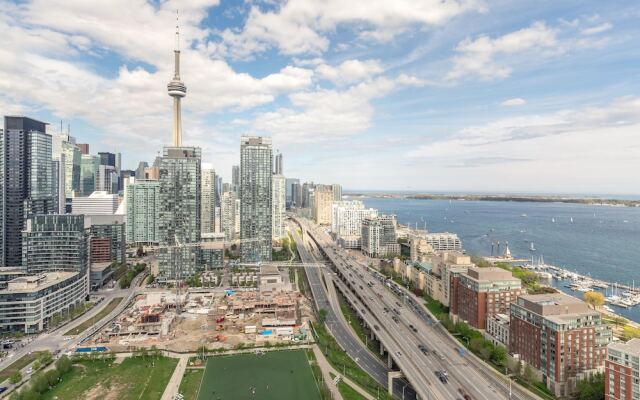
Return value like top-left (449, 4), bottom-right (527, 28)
top-left (1, 1), bottom-right (639, 194)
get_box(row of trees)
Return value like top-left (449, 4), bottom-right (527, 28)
top-left (9, 355), bottom-right (72, 400)
top-left (118, 263), bottom-right (146, 288)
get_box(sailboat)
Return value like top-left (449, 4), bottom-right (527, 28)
top-left (530, 242), bottom-right (536, 251)
top-left (570, 217), bottom-right (574, 223)
top-left (551, 217), bottom-right (556, 223)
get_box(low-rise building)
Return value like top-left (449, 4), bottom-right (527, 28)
top-left (90, 262), bottom-right (114, 289)
top-left (451, 266), bottom-right (522, 329)
top-left (71, 191), bottom-right (119, 215)
top-left (606, 338), bottom-right (640, 400)
top-left (485, 313), bottom-right (510, 348)
top-left (510, 292), bottom-right (612, 397)
top-left (259, 264), bottom-right (292, 293)
top-left (0, 272), bottom-right (88, 334)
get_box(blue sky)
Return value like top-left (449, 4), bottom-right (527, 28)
top-left (1, 0), bottom-right (639, 194)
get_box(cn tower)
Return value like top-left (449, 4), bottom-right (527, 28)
top-left (167, 11), bottom-right (186, 147)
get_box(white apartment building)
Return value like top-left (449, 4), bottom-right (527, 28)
top-left (221, 191), bottom-right (237, 241)
top-left (331, 201), bottom-right (378, 249)
top-left (71, 191), bottom-right (119, 215)
top-left (410, 232), bottom-right (462, 261)
top-left (272, 174), bottom-right (286, 240)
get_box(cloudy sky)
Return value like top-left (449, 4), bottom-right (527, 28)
top-left (1, 0), bottom-right (639, 194)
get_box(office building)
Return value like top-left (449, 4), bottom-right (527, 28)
top-left (450, 266), bottom-right (522, 329)
top-left (77, 143), bottom-right (89, 155)
top-left (302, 182), bottom-right (315, 208)
top-left (22, 214), bottom-right (90, 274)
top-left (313, 185), bottom-right (333, 225)
top-left (285, 178), bottom-right (299, 208)
top-left (232, 165), bottom-right (240, 196)
top-left (1, 116), bottom-right (55, 267)
top-left (201, 167), bottom-right (216, 234)
top-left (80, 154), bottom-right (99, 196)
top-left (158, 147), bottom-right (201, 280)
top-left (292, 181), bottom-right (303, 208)
top-left (118, 169), bottom-right (134, 192)
top-left (126, 180), bottom-right (160, 244)
top-left (510, 293), bottom-right (612, 396)
top-left (272, 174), bottom-right (286, 240)
top-left (98, 151), bottom-right (116, 167)
top-left (361, 215), bottom-right (399, 258)
top-left (331, 201), bottom-right (378, 249)
top-left (274, 152), bottom-right (283, 175)
top-left (53, 133), bottom-right (81, 197)
top-left (51, 158), bottom-right (63, 214)
top-left (135, 161), bottom-right (149, 179)
top-left (240, 136), bottom-right (272, 262)
top-left (0, 272), bottom-right (88, 333)
top-left (96, 164), bottom-right (118, 193)
top-left (606, 339), bottom-right (640, 400)
top-left (221, 190), bottom-right (237, 241)
top-left (71, 191), bottom-right (119, 215)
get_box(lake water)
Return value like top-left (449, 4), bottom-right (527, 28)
top-left (360, 197), bottom-right (640, 322)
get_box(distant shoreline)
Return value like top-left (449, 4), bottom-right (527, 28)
top-left (345, 193), bottom-right (640, 207)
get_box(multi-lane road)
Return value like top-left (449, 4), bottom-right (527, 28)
top-left (289, 222), bottom-right (417, 399)
top-left (295, 217), bottom-right (539, 400)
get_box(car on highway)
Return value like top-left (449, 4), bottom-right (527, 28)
top-left (373, 325), bottom-right (380, 330)
top-left (435, 370), bottom-right (448, 384)
top-left (418, 344), bottom-right (429, 354)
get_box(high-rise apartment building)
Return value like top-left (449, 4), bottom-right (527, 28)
top-left (126, 180), bottom-right (160, 244)
top-left (313, 185), bottom-right (334, 225)
top-left (22, 214), bottom-right (90, 274)
top-left (285, 178), bottom-right (299, 208)
top-left (87, 214), bottom-right (126, 265)
top-left (240, 136), bottom-right (272, 262)
top-left (158, 146), bottom-right (202, 280)
top-left (450, 266), bottom-right (522, 329)
top-left (510, 293), bottom-right (612, 397)
top-left (1, 116), bottom-right (55, 267)
top-left (331, 200), bottom-right (378, 248)
top-left (232, 165), bottom-right (240, 196)
top-left (221, 190), bottom-right (237, 241)
top-left (201, 167), bottom-right (216, 234)
top-left (332, 184), bottom-right (342, 201)
top-left (606, 339), bottom-right (640, 400)
top-left (361, 215), bottom-right (399, 258)
top-left (272, 174), bottom-right (286, 240)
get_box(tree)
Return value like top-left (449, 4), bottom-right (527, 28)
top-left (30, 373), bottom-right (49, 393)
top-left (319, 308), bottom-right (328, 324)
top-left (523, 364), bottom-right (537, 383)
top-left (576, 373), bottom-right (604, 400)
top-left (44, 369), bottom-right (60, 387)
top-left (490, 345), bottom-right (507, 366)
top-left (55, 355), bottom-right (72, 374)
top-left (9, 370), bottom-right (22, 384)
top-left (583, 291), bottom-right (605, 308)
top-left (32, 360), bottom-right (41, 371)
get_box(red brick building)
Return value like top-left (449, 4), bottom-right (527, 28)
top-left (90, 237), bottom-right (112, 263)
top-left (450, 266), bottom-right (521, 329)
top-left (510, 293), bottom-right (612, 397)
top-left (605, 338), bottom-right (640, 400)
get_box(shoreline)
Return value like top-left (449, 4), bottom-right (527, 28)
top-left (346, 193), bottom-right (640, 207)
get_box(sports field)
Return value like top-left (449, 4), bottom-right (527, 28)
top-left (197, 350), bottom-right (322, 400)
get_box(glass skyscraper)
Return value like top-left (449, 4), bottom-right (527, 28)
top-left (126, 180), bottom-right (160, 244)
top-left (240, 136), bottom-right (272, 262)
top-left (157, 146), bottom-right (201, 280)
top-left (80, 154), bottom-right (100, 196)
top-left (1, 116), bottom-right (55, 267)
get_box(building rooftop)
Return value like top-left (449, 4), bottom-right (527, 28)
top-left (260, 265), bottom-right (281, 276)
top-left (3, 272), bottom-right (77, 293)
top-left (90, 262), bottom-right (113, 272)
top-left (516, 292), bottom-right (593, 316)
top-left (608, 338), bottom-right (640, 355)
top-left (466, 266), bottom-right (517, 282)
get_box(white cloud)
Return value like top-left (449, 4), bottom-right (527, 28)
top-left (219, 0), bottom-right (487, 58)
top-left (316, 59), bottom-right (383, 85)
top-left (500, 98), bottom-right (526, 106)
top-left (407, 97), bottom-right (640, 173)
top-left (253, 74), bottom-right (424, 143)
top-left (446, 22), bottom-right (558, 81)
top-left (581, 22), bottom-right (612, 36)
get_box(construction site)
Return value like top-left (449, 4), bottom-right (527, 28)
top-left (83, 265), bottom-right (315, 352)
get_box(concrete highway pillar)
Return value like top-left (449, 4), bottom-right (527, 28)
top-left (379, 342), bottom-right (385, 356)
top-left (387, 353), bottom-right (393, 369)
top-left (387, 371), bottom-right (403, 396)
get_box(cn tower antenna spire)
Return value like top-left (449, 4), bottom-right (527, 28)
top-left (168, 9), bottom-right (186, 147)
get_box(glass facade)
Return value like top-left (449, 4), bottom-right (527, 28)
top-left (2, 117), bottom-right (54, 267)
top-left (80, 154), bottom-right (99, 195)
top-left (126, 180), bottom-right (160, 244)
top-left (240, 136), bottom-right (272, 262)
top-left (158, 146), bottom-right (201, 280)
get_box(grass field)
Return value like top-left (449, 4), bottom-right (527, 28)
top-left (197, 350), bottom-right (322, 400)
top-left (0, 351), bottom-right (47, 382)
top-left (64, 297), bottom-right (123, 336)
top-left (179, 369), bottom-right (204, 400)
top-left (42, 356), bottom-right (177, 400)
